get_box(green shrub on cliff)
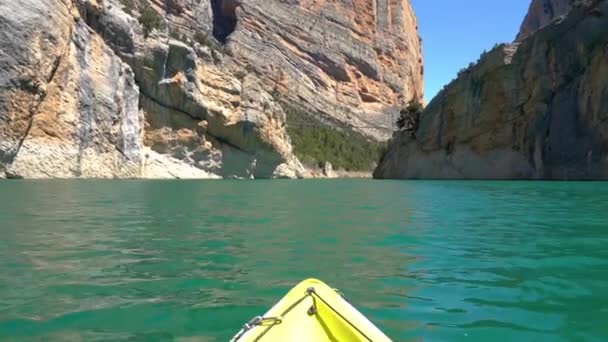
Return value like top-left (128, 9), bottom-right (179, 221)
top-left (139, 5), bottom-right (164, 37)
top-left (284, 104), bottom-right (386, 171)
top-left (396, 100), bottom-right (423, 131)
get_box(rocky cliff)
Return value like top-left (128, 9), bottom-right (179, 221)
top-left (0, 0), bottom-right (423, 179)
top-left (375, 0), bottom-right (608, 180)
top-left (228, 0), bottom-right (424, 139)
top-left (517, 0), bottom-right (574, 40)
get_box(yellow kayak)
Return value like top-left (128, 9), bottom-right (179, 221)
top-left (231, 278), bottom-right (392, 341)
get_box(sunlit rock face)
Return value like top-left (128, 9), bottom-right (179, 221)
top-left (0, 0), bottom-right (424, 178)
top-left (225, 0), bottom-right (424, 140)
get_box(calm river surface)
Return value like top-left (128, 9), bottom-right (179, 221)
top-left (0, 180), bottom-right (607, 341)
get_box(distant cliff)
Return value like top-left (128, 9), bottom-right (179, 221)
top-left (0, 0), bottom-right (423, 179)
top-left (517, 0), bottom-right (574, 40)
top-left (375, 0), bottom-right (608, 180)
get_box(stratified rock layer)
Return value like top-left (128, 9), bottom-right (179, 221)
top-left (0, 0), bottom-right (423, 178)
top-left (228, 0), bottom-right (424, 139)
top-left (137, 0), bottom-right (424, 139)
top-left (375, 0), bottom-right (608, 180)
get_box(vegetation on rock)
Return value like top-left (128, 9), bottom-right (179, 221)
top-left (396, 100), bottom-right (423, 135)
top-left (284, 104), bottom-right (386, 171)
top-left (139, 4), bottom-right (164, 36)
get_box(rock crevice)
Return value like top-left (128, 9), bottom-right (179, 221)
top-left (211, 0), bottom-right (239, 43)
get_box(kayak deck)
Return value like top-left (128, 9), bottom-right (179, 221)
top-left (231, 278), bottom-right (391, 341)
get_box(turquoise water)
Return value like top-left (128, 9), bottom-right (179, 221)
top-left (0, 180), bottom-right (607, 341)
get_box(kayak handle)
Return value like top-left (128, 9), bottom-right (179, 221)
top-left (244, 315), bottom-right (283, 329)
top-left (231, 315), bottom-right (283, 342)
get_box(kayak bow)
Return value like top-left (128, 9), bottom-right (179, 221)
top-left (231, 278), bottom-right (391, 341)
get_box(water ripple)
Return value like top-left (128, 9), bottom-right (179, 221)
top-left (0, 180), bottom-right (607, 341)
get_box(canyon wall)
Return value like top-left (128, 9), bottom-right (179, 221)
top-left (375, 0), bottom-right (608, 180)
top-left (0, 0), bottom-right (423, 179)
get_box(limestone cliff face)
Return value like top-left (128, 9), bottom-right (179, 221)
top-left (0, 0), bottom-right (305, 179)
top-left (0, 0), bottom-right (142, 178)
top-left (375, 0), bottom-right (608, 180)
top-left (227, 0), bottom-right (424, 139)
top-left (0, 0), bottom-right (423, 178)
top-left (145, 0), bottom-right (424, 139)
top-left (517, 0), bottom-right (574, 40)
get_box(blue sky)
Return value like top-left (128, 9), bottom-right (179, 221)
top-left (410, 0), bottom-right (531, 102)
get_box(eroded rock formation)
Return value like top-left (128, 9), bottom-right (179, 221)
top-left (0, 0), bottom-right (305, 178)
top-left (0, 0), bottom-right (423, 178)
top-left (226, 0), bottom-right (424, 139)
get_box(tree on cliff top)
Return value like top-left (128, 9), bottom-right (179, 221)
top-left (396, 100), bottom-right (423, 135)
